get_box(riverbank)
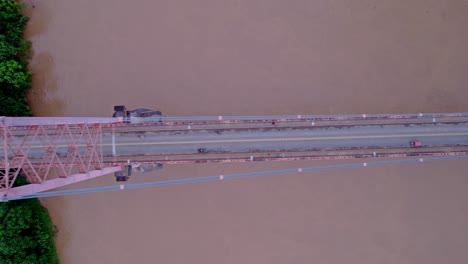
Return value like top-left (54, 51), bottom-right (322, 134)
top-left (0, 1), bottom-right (58, 263)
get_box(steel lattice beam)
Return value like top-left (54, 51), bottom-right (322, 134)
top-left (0, 117), bottom-right (122, 198)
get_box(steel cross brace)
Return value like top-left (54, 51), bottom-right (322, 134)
top-left (0, 117), bottom-right (120, 197)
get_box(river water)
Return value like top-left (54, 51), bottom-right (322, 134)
top-left (23, 0), bottom-right (468, 263)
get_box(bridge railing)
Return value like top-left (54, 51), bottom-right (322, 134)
top-left (3, 112), bottom-right (468, 126)
top-left (140, 112), bottom-right (468, 122)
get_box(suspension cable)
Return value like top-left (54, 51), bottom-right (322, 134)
top-left (2, 155), bottom-right (467, 201)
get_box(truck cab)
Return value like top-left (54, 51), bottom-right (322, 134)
top-left (113, 105), bottom-right (130, 123)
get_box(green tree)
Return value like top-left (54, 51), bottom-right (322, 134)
top-left (0, 199), bottom-right (59, 264)
top-left (0, 38), bottom-right (17, 61)
top-left (0, 0), bottom-right (28, 45)
top-left (0, 0), bottom-right (32, 117)
top-left (0, 59), bottom-right (31, 91)
top-left (0, 93), bottom-right (32, 116)
top-left (0, 1), bottom-right (59, 263)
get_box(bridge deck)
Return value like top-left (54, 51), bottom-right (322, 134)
top-left (3, 116), bottom-right (468, 197)
top-left (13, 122), bottom-right (468, 161)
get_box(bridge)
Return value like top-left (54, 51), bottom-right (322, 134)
top-left (2, 111), bottom-right (468, 199)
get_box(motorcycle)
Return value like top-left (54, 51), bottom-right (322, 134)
top-left (197, 148), bottom-right (208, 153)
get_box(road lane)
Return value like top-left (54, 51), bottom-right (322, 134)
top-left (105, 123), bottom-right (468, 156)
top-left (107, 132), bottom-right (468, 146)
top-left (5, 123), bottom-right (468, 158)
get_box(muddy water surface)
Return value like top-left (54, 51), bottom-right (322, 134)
top-left (23, 0), bottom-right (468, 263)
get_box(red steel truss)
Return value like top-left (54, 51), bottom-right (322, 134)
top-left (2, 113), bottom-right (468, 199)
top-left (0, 117), bottom-right (122, 198)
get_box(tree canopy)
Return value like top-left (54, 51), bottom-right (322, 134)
top-left (0, 1), bottom-right (59, 263)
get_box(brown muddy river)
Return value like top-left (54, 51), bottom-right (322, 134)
top-left (23, 0), bottom-right (468, 263)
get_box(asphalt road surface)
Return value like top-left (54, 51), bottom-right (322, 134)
top-left (15, 123), bottom-right (468, 159)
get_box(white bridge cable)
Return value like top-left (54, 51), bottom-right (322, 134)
top-left (2, 155), bottom-right (468, 202)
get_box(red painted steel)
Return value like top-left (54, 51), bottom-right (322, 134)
top-left (1, 114), bottom-right (468, 198)
top-left (0, 116), bottom-right (121, 197)
top-left (0, 166), bottom-right (122, 197)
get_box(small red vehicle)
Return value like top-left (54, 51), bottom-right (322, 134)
top-left (410, 140), bottom-right (422, 147)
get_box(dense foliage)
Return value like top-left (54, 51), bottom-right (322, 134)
top-left (0, 198), bottom-right (59, 264)
top-left (0, 0), bottom-right (32, 116)
top-left (0, 1), bottom-right (59, 263)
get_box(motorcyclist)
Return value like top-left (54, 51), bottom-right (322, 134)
top-left (198, 148), bottom-right (207, 153)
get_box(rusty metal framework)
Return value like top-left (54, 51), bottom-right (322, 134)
top-left (0, 117), bottom-right (121, 197)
